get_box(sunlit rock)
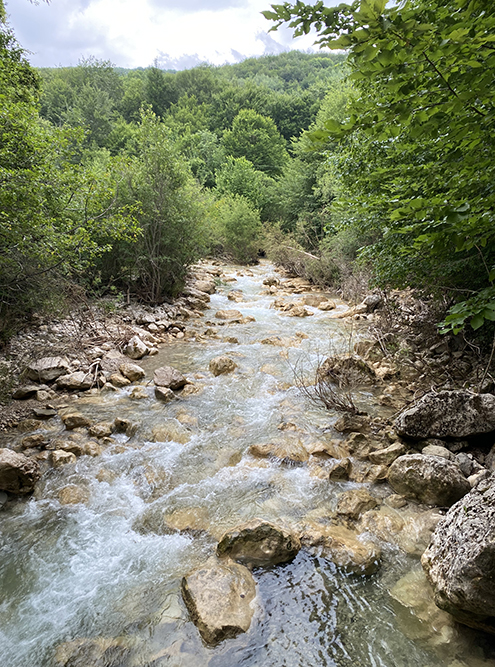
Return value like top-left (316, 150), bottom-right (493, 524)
top-left (248, 440), bottom-right (309, 464)
top-left (182, 556), bottom-right (257, 646)
top-left (50, 450), bottom-right (77, 467)
top-left (58, 484), bottom-right (90, 505)
top-left (154, 365), bottom-right (188, 390)
top-left (26, 356), bottom-right (69, 383)
top-left (336, 488), bottom-right (379, 522)
top-left (209, 356), bottom-right (237, 377)
top-left (119, 362), bottom-right (145, 382)
top-left (124, 335), bottom-right (148, 360)
top-left (61, 412), bottom-right (91, 430)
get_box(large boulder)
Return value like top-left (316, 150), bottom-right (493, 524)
top-left (215, 309), bottom-right (243, 321)
top-left (0, 449), bottom-right (40, 494)
top-left (26, 356), bottom-right (69, 383)
top-left (124, 336), bottom-right (148, 360)
top-left (181, 556), bottom-right (256, 645)
top-left (395, 390), bottom-right (495, 440)
top-left (388, 454), bottom-right (470, 506)
top-left (56, 371), bottom-right (93, 391)
top-left (153, 366), bottom-right (188, 390)
top-left (217, 519), bottom-right (300, 568)
top-left (421, 477), bottom-right (495, 634)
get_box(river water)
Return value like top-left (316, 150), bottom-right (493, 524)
top-left (0, 262), bottom-right (494, 667)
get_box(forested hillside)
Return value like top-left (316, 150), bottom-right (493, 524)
top-left (1, 0), bottom-right (494, 348)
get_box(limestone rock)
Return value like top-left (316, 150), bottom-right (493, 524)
top-left (421, 444), bottom-right (456, 461)
top-left (154, 386), bottom-right (176, 402)
top-left (334, 413), bottom-right (370, 434)
top-left (319, 355), bottom-right (376, 386)
top-left (195, 279), bottom-right (216, 294)
top-left (61, 412), bottom-right (91, 430)
top-left (336, 488), bottom-right (379, 521)
top-left (209, 356), bottom-right (237, 377)
top-left (119, 362), bottom-right (145, 382)
top-left (129, 387), bottom-right (148, 400)
top-left (124, 335), bottom-right (148, 360)
top-left (151, 421), bottom-right (191, 444)
top-left (54, 637), bottom-right (130, 667)
top-left (300, 523), bottom-right (380, 575)
top-left (217, 519), bottom-right (300, 568)
top-left (0, 449), bottom-right (40, 494)
top-left (318, 300), bottom-right (337, 311)
top-left (26, 356), bottom-right (69, 383)
top-left (327, 458), bottom-right (352, 480)
top-left (109, 373), bottom-right (131, 388)
top-left (348, 460), bottom-right (388, 483)
top-left (50, 450), bottom-right (77, 467)
top-left (421, 476), bottom-right (495, 634)
top-left (88, 422), bottom-right (113, 438)
top-left (368, 442), bottom-right (406, 466)
top-left (228, 290), bottom-right (244, 303)
top-left (215, 309), bottom-right (243, 321)
top-left (248, 441), bottom-right (308, 464)
top-left (287, 305), bottom-right (313, 317)
top-left (58, 485), bottom-right (90, 505)
top-left (58, 372), bottom-right (93, 391)
top-left (388, 454), bottom-right (471, 506)
top-left (154, 366), bottom-right (188, 390)
top-left (181, 556), bottom-right (256, 645)
top-left (395, 390), bottom-right (495, 440)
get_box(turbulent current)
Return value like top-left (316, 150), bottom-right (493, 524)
top-left (0, 262), bottom-right (493, 667)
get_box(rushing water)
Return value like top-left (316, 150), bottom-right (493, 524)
top-left (1, 262), bottom-right (494, 667)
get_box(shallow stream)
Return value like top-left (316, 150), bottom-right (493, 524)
top-left (1, 262), bottom-right (494, 667)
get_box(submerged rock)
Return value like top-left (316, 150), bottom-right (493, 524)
top-left (388, 454), bottom-right (471, 506)
top-left (300, 523), bottom-right (381, 575)
top-left (217, 519), bottom-right (300, 568)
top-left (181, 556), bottom-right (256, 645)
top-left (0, 449), bottom-right (40, 494)
top-left (394, 390), bottom-right (495, 440)
top-left (336, 488), bottom-right (379, 521)
top-left (421, 476), bottom-right (495, 634)
top-left (248, 440), bottom-right (308, 464)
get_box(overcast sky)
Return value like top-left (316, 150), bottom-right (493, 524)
top-left (5, 0), bottom-right (324, 69)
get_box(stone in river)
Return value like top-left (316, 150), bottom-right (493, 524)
top-left (181, 556), bottom-right (256, 645)
top-left (209, 356), bottom-right (237, 377)
top-left (217, 519), bottom-right (300, 568)
top-left (154, 366), bottom-right (188, 390)
top-left (0, 448), bottom-right (40, 494)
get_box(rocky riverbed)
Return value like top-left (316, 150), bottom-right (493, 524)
top-left (1, 260), bottom-right (495, 667)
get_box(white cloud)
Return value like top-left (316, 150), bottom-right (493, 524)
top-left (6, 0), bottom-right (320, 68)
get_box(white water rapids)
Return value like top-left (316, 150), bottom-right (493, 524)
top-left (0, 262), bottom-right (493, 667)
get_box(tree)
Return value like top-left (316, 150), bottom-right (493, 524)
top-left (215, 156), bottom-right (274, 216)
top-left (264, 0), bottom-right (495, 332)
top-left (222, 109), bottom-right (288, 176)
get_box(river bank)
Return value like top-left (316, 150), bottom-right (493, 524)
top-left (1, 260), bottom-right (494, 667)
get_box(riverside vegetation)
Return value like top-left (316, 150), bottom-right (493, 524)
top-left (1, 0), bottom-right (495, 665)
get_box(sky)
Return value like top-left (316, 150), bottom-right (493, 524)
top-left (5, 0), bottom-right (325, 69)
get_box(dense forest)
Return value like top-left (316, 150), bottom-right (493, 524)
top-left (1, 0), bottom-right (494, 345)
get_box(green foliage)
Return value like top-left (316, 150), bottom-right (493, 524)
top-left (208, 195), bottom-right (262, 265)
top-left (222, 108), bottom-right (288, 176)
top-left (266, 0), bottom-right (495, 332)
top-left (215, 156), bottom-right (274, 217)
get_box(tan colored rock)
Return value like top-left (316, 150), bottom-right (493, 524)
top-left (349, 460), bottom-right (389, 483)
top-left (336, 488), bottom-right (379, 521)
top-left (109, 373), bottom-right (131, 388)
top-left (368, 442), bottom-right (407, 466)
top-left (119, 362), bottom-right (145, 382)
top-left (56, 372), bottom-right (93, 391)
top-left (209, 356), bottom-right (237, 377)
top-left (12, 384), bottom-right (41, 399)
top-left (88, 422), bottom-right (113, 438)
top-left (163, 507), bottom-right (210, 533)
top-left (61, 412), bottom-right (91, 430)
top-left (0, 449), bottom-right (40, 494)
top-left (129, 386), bottom-right (148, 400)
top-left (58, 485), bottom-right (90, 505)
top-left (287, 305), bottom-right (313, 317)
top-left (248, 440), bottom-right (308, 463)
top-left (228, 290), bottom-right (244, 303)
top-left (319, 355), bottom-right (376, 385)
top-left (358, 507), bottom-right (405, 543)
top-left (21, 433), bottom-right (49, 449)
top-left (327, 458), bottom-right (352, 480)
top-left (334, 413), bottom-right (370, 434)
top-left (195, 279), bottom-right (216, 294)
top-left (180, 383), bottom-right (201, 397)
top-left (152, 421), bottom-right (191, 445)
top-left (54, 637), bottom-right (131, 667)
top-left (300, 523), bottom-right (381, 575)
top-left (318, 300), bottom-right (337, 311)
top-left (154, 366), bottom-right (188, 390)
top-left (50, 450), bottom-right (77, 467)
top-left (182, 556), bottom-right (256, 645)
top-left (155, 386), bottom-right (175, 402)
top-left (113, 418), bottom-right (139, 436)
top-left (215, 309), bottom-right (243, 321)
top-left (217, 519), bottom-right (300, 568)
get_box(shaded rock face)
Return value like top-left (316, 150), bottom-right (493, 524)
top-left (388, 454), bottom-right (471, 506)
top-left (153, 366), bottom-right (187, 390)
top-left (181, 556), bottom-right (256, 646)
top-left (421, 477), bottom-right (495, 634)
top-left (395, 390), bottom-right (495, 440)
top-left (0, 449), bottom-right (40, 493)
top-left (217, 519), bottom-right (300, 568)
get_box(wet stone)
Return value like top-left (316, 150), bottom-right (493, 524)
top-left (61, 413), bottom-right (91, 430)
top-left (217, 519), bottom-right (300, 568)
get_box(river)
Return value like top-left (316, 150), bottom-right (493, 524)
top-left (0, 262), bottom-right (493, 667)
